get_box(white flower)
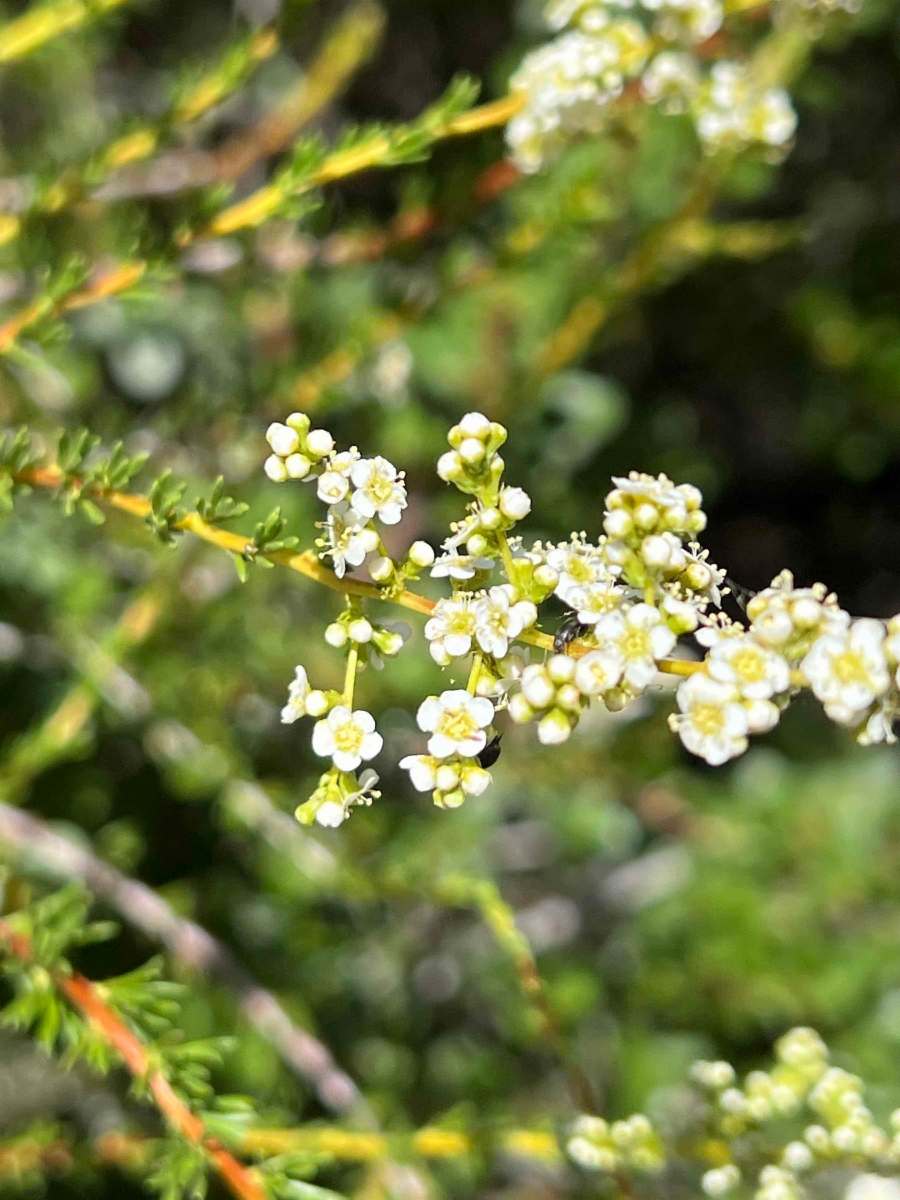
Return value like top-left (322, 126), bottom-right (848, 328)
top-left (280, 665), bottom-right (311, 724)
top-left (641, 51), bottom-right (700, 113)
top-left (424, 595), bottom-right (477, 663)
top-left (747, 571), bottom-right (849, 660)
top-left (706, 633), bottom-right (790, 700)
top-left (546, 536), bottom-right (614, 605)
top-left (317, 470), bottom-right (351, 505)
top-left (592, 602), bottom-right (677, 689)
top-left (349, 455), bottom-right (407, 525)
top-left (311, 706), bottom-right (383, 772)
top-left (569, 579), bottom-right (626, 625)
top-left (669, 672), bottom-right (749, 765)
top-left (574, 649), bottom-right (623, 696)
top-left (416, 690), bottom-right (495, 759)
top-left (694, 62), bottom-right (796, 153)
top-left (801, 618), bottom-right (890, 727)
top-left (319, 502), bottom-right (378, 579)
top-left (473, 586), bottom-right (537, 658)
top-left (506, 23), bottom-right (650, 172)
top-left (430, 551), bottom-right (492, 580)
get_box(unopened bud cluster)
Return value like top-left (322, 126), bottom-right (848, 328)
top-left (568, 1027), bottom-right (900, 1199)
top-left (263, 406), bottom-right (900, 825)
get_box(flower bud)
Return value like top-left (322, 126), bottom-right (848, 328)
top-left (306, 428), bottom-right (334, 458)
top-left (534, 564), bottom-right (560, 592)
top-left (508, 692), bottom-right (535, 724)
top-left (358, 528), bottom-right (380, 553)
top-left (436, 763), bottom-right (460, 791)
top-left (499, 487), bottom-right (531, 521)
top-left (604, 686), bottom-right (628, 712)
top-left (459, 437), bottom-right (486, 464)
top-left (522, 666), bottom-right (555, 710)
top-left (641, 535), bottom-right (673, 568)
top-left (556, 683), bottom-right (582, 711)
top-left (634, 502), bottom-right (659, 530)
top-left (791, 597), bottom-right (821, 628)
top-left (435, 787), bottom-right (466, 809)
top-left (324, 622), bottom-right (348, 648)
top-left (603, 509), bottom-right (632, 538)
top-left (266, 422), bottom-right (300, 457)
top-left (437, 451), bottom-right (464, 481)
top-left (264, 454), bottom-right (288, 482)
top-left (305, 690), bottom-right (330, 717)
top-left (458, 411), bottom-right (492, 439)
top-left (479, 506), bottom-right (502, 530)
top-left (373, 629), bottom-right (404, 657)
top-left (461, 764), bottom-right (492, 795)
top-left (369, 556), bottom-right (395, 583)
top-left (408, 540), bottom-right (435, 567)
top-left (285, 453), bottom-right (311, 479)
top-left (683, 562), bottom-right (712, 591)
top-left (348, 617), bottom-right (373, 643)
top-left (538, 708), bottom-right (572, 745)
top-left (547, 654), bottom-right (576, 685)
top-left (466, 533), bottom-right (489, 556)
top-left (286, 412), bottom-right (310, 434)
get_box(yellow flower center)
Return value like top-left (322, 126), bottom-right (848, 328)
top-left (833, 651), bottom-right (867, 686)
top-left (367, 472), bottom-right (395, 505)
top-left (692, 703), bottom-right (725, 737)
top-left (439, 709), bottom-right (479, 742)
top-left (334, 723), bottom-right (364, 754)
top-left (622, 628), bottom-right (650, 659)
top-left (732, 648), bottom-right (766, 682)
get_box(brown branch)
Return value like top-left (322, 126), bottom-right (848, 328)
top-left (0, 922), bottom-right (267, 1200)
top-left (0, 801), bottom-right (370, 1118)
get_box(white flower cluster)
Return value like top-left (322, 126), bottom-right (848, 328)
top-left (693, 61), bottom-right (797, 155)
top-left (401, 690), bottom-right (495, 809)
top-left (265, 411), bottom-right (408, 579)
top-left (669, 571), bottom-right (900, 766)
top-left (506, 0), bottom-right (801, 172)
top-left (566, 1112), bottom-right (664, 1174)
top-left (277, 664), bottom-right (383, 828)
top-left (266, 406), bottom-right (900, 826)
top-left (570, 1028), bottom-right (900, 1197)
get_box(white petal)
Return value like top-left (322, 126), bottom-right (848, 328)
top-left (311, 723), bottom-right (336, 757)
top-left (467, 696), bottom-right (495, 727)
top-left (428, 732), bottom-right (458, 759)
top-left (354, 710), bottom-right (376, 734)
top-left (417, 696), bottom-right (443, 732)
top-left (333, 749), bottom-right (362, 772)
top-left (457, 732), bottom-right (488, 758)
top-left (360, 732), bottom-right (383, 760)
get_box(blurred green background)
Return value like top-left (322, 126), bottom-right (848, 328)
top-left (2, 0), bottom-right (900, 1194)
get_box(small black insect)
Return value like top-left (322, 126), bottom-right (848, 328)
top-left (554, 611), bottom-right (590, 654)
top-left (477, 733), bottom-right (503, 769)
top-left (724, 576), bottom-right (757, 614)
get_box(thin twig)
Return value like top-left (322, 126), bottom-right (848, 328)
top-left (0, 921), bottom-right (267, 1200)
top-left (0, 802), bottom-right (370, 1117)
